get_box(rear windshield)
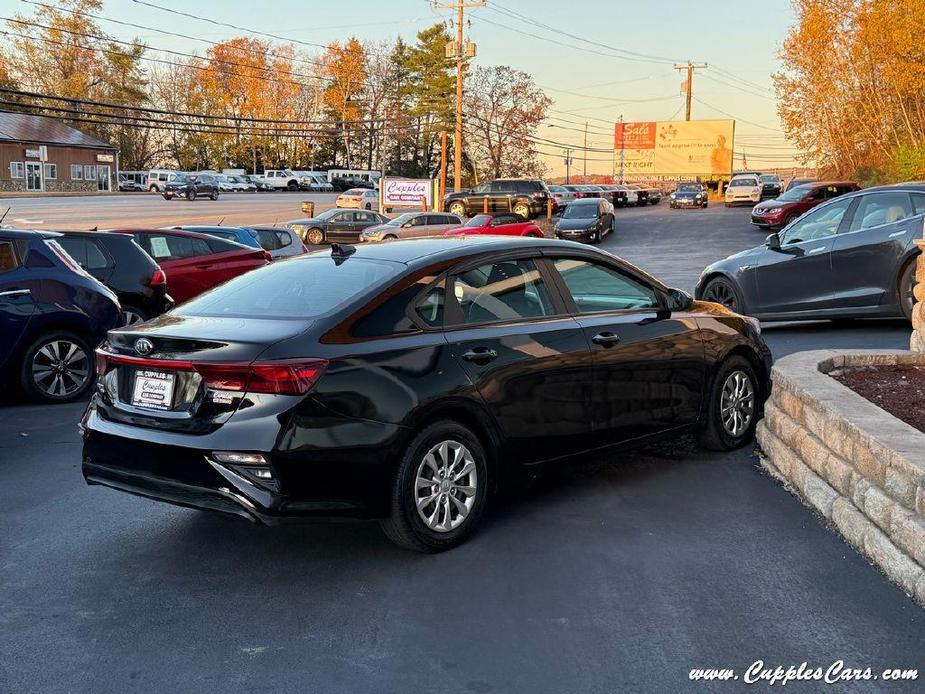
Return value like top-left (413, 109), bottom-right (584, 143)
top-left (677, 184), bottom-right (701, 192)
top-left (176, 256), bottom-right (398, 319)
top-left (562, 202), bottom-right (598, 219)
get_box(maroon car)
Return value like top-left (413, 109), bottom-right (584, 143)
top-left (751, 180), bottom-right (860, 230)
top-left (109, 228), bottom-right (270, 304)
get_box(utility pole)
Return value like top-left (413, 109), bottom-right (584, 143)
top-left (674, 62), bottom-right (708, 121)
top-left (439, 130), bottom-right (448, 209)
top-left (617, 114), bottom-right (625, 184)
top-left (434, 0), bottom-right (484, 192)
top-left (583, 121), bottom-right (588, 180)
top-left (564, 148), bottom-right (572, 184)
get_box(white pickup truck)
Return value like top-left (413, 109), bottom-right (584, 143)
top-left (259, 169), bottom-right (302, 191)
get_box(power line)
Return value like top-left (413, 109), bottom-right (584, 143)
top-left (130, 0), bottom-right (328, 50)
top-left (692, 96), bottom-right (783, 132)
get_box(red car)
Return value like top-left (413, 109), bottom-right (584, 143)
top-left (751, 180), bottom-right (860, 230)
top-left (109, 228), bottom-right (270, 304)
top-left (444, 213), bottom-right (544, 238)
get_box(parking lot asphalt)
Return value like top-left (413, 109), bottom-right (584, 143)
top-left (0, 191), bottom-right (340, 230)
top-left (1, 202), bottom-right (922, 693)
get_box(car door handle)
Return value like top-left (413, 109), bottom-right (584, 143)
top-left (0, 288), bottom-right (30, 298)
top-left (462, 347), bottom-right (498, 363)
top-left (807, 246), bottom-right (827, 255)
top-left (591, 332), bottom-right (621, 347)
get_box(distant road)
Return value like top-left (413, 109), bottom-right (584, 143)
top-left (0, 192), bottom-right (339, 230)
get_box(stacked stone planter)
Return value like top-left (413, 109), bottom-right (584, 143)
top-left (756, 350), bottom-right (925, 606)
top-left (911, 240), bottom-right (925, 353)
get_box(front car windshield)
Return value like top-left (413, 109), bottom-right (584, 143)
top-left (776, 185), bottom-right (811, 202)
top-left (761, 175), bottom-right (779, 183)
top-left (562, 203), bottom-right (598, 219)
top-left (315, 208), bottom-right (344, 221)
top-left (677, 184), bottom-right (702, 193)
top-left (465, 215), bottom-right (491, 227)
top-left (387, 213), bottom-right (417, 227)
top-left (729, 177), bottom-right (758, 187)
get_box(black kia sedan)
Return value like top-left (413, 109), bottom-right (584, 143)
top-left (82, 237), bottom-right (771, 551)
top-left (696, 184), bottom-right (924, 322)
top-left (554, 197), bottom-right (615, 243)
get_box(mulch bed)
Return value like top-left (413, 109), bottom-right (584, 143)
top-left (832, 365), bottom-right (925, 434)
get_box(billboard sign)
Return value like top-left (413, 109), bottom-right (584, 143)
top-left (614, 119), bottom-right (734, 176)
top-left (381, 178), bottom-right (434, 209)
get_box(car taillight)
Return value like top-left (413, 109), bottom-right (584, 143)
top-left (149, 268), bottom-right (167, 287)
top-left (96, 351), bottom-right (327, 395)
top-left (262, 250), bottom-right (272, 262)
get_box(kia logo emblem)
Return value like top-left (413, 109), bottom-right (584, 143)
top-left (134, 338), bottom-right (153, 356)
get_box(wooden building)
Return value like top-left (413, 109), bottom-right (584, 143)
top-left (0, 112), bottom-right (119, 194)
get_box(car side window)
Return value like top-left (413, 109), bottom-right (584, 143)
top-left (912, 193), bottom-right (925, 216)
top-left (256, 229), bottom-right (281, 250)
top-left (0, 241), bottom-right (18, 273)
top-left (415, 282), bottom-right (445, 327)
top-left (848, 192), bottom-right (913, 232)
top-left (274, 231), bottom-right (292, 248)
top-left (783, 197), bottom-right (852, 244)
top-left (807, 187), bottom-right (826, 201)
top-left (552, 258), bottom-right (658, 313)
top-left (452, 259), bottom-right (554, 325)
top-left (148, 235), bottom-right (212, 260)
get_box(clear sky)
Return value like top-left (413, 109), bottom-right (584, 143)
top-left (5, 0), bottom-right (801, 175)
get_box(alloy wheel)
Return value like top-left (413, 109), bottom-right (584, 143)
top-left (449, 202), bottom-right (466, 217)
top-left (720, 370), bottom-right (755, 437)
top-left (703, 280), bottom-right (738, 310)
top-left (414, 440), bottom-right (478, 533)
top-left (514, 203), bottom-right (530, 218)
top-left (31, 339), bottom-right (90, 398)
top-left (306, 228), bottom-right (324, 245)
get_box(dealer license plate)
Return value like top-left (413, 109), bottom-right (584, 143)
top-left (131, 370), bottom-right (176, 411)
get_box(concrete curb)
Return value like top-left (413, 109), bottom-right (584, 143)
top-left (756, 349), bottom-right (925, 607)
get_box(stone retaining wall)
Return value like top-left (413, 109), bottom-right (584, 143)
top-left (756, 350), bottom-right (925, 606)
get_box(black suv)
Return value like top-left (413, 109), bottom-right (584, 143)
top-left (162, 174), bottom-right (220, 201)
top-left (444, 179), bottom-right (550, 219)
top-left (56, 231), bottom-right (173, 326)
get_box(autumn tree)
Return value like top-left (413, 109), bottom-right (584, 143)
top-left (4, 0), bottom-right (150, 166)
top-left (322, 39), bottom-right (366, 169)
top-left (465, 65), bottom-right (550, 179)
top-left (775, 0), bottom-right (925, 181)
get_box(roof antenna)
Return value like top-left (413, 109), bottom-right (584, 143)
top-left (0, 207), bottom-right (9, 226)
top-left (217, 217), bottom-right (225, 226)
top-left (89, 226), bottom-right (98, 231)
top-left (330, 243), bottom-right (356, 265)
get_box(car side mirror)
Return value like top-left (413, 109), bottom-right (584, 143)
top-left (666, 288), bottom-right (693, 312)
top-left (766, 232), bottom-right (781, 250)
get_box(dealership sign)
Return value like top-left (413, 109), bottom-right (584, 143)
top-left (614, 119), bottom-right (735, 176)
top-left (381, 178), bottom-right (434, 209)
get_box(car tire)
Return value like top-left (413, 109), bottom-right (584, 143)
top-left (592, 227), bottom-right (602, 244)
top-left (697, 356), bottom-right (761, 451)
top-left (701, 276), bottom-right (743, 313)
top-left (163, 193), bottom-right (173, 201)
top-left (383, 234), bottom-right (398, 241)
top-left (380, 420), bottom-right (489, 552)
top-left (702, 203), bottom-right (708, 208)
top-left (211, 191), bottom-right (219, 201)
top-left (121, 306), bottom-right (148, 326)
top-left (365, 203), bottom-right (372, 210)
top-left (186, 190), bottom-right (196, 201)
top-left (287, 181), bottom-right (299, 191)
top-left (899, 258), bottom-right (916, 323)
top-left (513, 201), bottom-right (531, 218)
top-left (782, 212), bottom-right (798, 229)
top-left (724, 202), bottom-right (731, 208)
top-left (305, 227), bottom-right (324, 245)
top-left (20, 331), bottom-right (94, 403)
top-left (448, 201), bottom-right (466, 217)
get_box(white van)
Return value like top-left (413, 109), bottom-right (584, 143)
top-left (147, 169), bottom-right (185, 193)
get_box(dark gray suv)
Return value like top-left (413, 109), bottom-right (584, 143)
top-left (162, 173), bottom-right (220, 201)
top-left (443, 179), bottom-right (550, 219)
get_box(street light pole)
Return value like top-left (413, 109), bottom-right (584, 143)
top-left (618, 114), bottom-right (625, 184)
